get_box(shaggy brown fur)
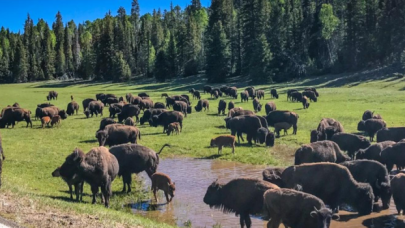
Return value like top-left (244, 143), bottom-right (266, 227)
top-left (41, 116), bottom-right (51, 128)
top-left (52, 167), bottom-right (83, 201)
top-left (167, 122), bottom-right (181, 136)
top-left (262, 168), bottom-right (284, 187)
top-left (391, 173), bottom-right (405, 215)
top-left (210, 135), bottom-right (236, 154)
top-left (294, 140), bottom-right (350, 165)
top-left (151, 172), bottom-right (176, 203)
top-left (51, 115), bottom-right (61, 127)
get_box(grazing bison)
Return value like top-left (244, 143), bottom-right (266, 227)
top-left (377, 127), bottom-right (405, 142)
top-left (165, 97), bottom-right (176, 108)
top-left (256, 90), bottom-right (265, 99)
top-left (245, 87), bottom-right (255, 98)
top-left (130, 96), bottom-right (142, 105)
top-left (117, 104), bottom-right (141, 123)
top-left (140, 108), bottom-right (166, 125)
top-left (0, 108), bottom-right (32, 128)
top-left (124, 117), bottom-right (135, 126)
top-left (217, 100), bottom-right (227, 115)
top-left (264, 188), bottom-right (338, 228)
top-left (256, 127), bottom-right (275, 146)
top-left (281, 163), bottom-right (374, 215)
top-left (252, 98), bottom-right (262, 113)
top-left (151, 172), bottom-right (176, 203)
top-left (228, 87), bottom-right (238, 99)
top-left (66, 101), bottom-right (79, 116)
top-left (52, 167), bottom-right (83, 201)
top-left (173, 101), bottom-right (189, 117)
top-left (287, 89), bottom-right (298, 101)
top-left (290, 92), bottom-right (303, 102)
top-left (47, 91), bottom-right (58, 100)
top-left (266, 111), bottom-right (299, 135)
top-left (203, 178), bottom-right (279, 228)
top-left (340, 160), bottom-right (391, 209)
top-left (210, 135), bottom-right (236, 154)
top-left (85, 101), bottom-right (104, 118)
top-left (294, 140), bottom-right (350, 165)
top-left (358, 119), bottom-right (387, 141)
top-left (150, 111), bottom-right (184, 133)
top-left (305, 88), bottom-right (319, 97)
top-left (270, 89), bottom-right (279, 99)
top-left (262, 168), bottom-right (284, 187)
top-left (203, 85), bottom-right (212, 94)
top-left (228, 101), bottom-right (235, 111)
top-left (154, 102), bottom-right (165, 109)
top-left (139, 99), bottom-right (154, 111)
top-left (193, 90), bottom-right (201, 100)
top-left (331, 133), bottom-right (371, 158)
top-left (380, 143), bottom-right (405, 171)
top-left (59, 147), bottom-right (119, 207)
top-left (302, 91), bottom-right (318, 102)
top-left (227, 115), bottom-right (262, 144)
top-left (82, 98), bottom-right (96, 112)
top-left (195, 99), bottom-right (209, 112)
top-left (311, 118), bottom-right (344, 142)
top-left (0, 132), bottom-right (4, 187)
top-left (138, 92), bottom-right (149, 97)
top-left (99, 118), bottom-right (116, 130)
top-left (103, 97), bottom-right (119, 107)
top-left (240, 91), bottom-right (249, 102)
top-left (181, 94), bottom-right (190, 102)
top-left (108, 103), bottom-right (123, 118)
top-left (110, 144), bottom-right (169, 192)
top-left (265, 102), bottom-right (277, 115)
top-left (211, 90), bottom-right (219, 99)
top-left (355, 141), bottom-right (396, 162)
top-left (96, 124), bottom-right (141, 147)
top-left (37, 106), bottom-right (67, 120)
top-left (302, 96), bottom-right (310, 109)
top-left (391, 173), bottom-right (405, 215)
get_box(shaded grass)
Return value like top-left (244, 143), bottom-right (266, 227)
top-left (1, 69), bottom-right (405, 226)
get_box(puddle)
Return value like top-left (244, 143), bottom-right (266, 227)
top-left (131, 158), bottom-right (405, 228)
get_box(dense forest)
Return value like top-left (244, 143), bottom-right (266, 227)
top-left (0, 0), bottom-right (404, 83)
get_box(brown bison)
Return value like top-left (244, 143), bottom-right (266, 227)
top-left (228, 87), bottom-right (238, 99)
top-left (47, 91), bottom-right (58, 100)
top-left (227, 115), bottom-right (262, 144)
top-left (281, 163), bottom-right (374, 215)
top-left (117, 104), bottom-right (141, 123)
top-left (266, 110), bottom-right (299, 135)
top-left (256, 127), bottom-right (275, 146)
top-left (0, 108), bottom-right (32, 128)
top-left (391, 173), bottom-right (405, 215)
top-left (85, 101), bottom-right (104, 118)
top-left (256, 90), bottom-right (265, 99)
top-left (265, 102), bottom-right (277, 115)
top-left (290, 91), bottom-right (303, 102)
top-left (139, 99), bottom-right (154, 111)
top-left (59, 147), bottom-right (119, 207)
top-left (167, 122), bottom-right (181, 135)
top-left (264, 188), bottom-right (338, 228)
top-left (195, 99), bottom-right (209, 112)
top-left (331, 133), bottom-right (371, 158)
top-left (270, 89), bottom-right (279, 99)
top-left (96, 124), bottom-right (141, 147)
top-left (66, 101), bottom-right (79, 116)
top-left (138, 92), bottom-right (149, 97)
top-left (228, 101), bottom-right (235, 111)
top-left (274, 122), bottom-right (292, 136)
top-left (52, 167), bottom-right (83, 201)
top-left (227, 107), bottom-right (244, 117)
top-left (311, 118), bottom-right (344, 142)
top-left (37, 106), bottom-right (67, 120)
top-left (124, 117), bottom-right (135, 126)
top-left (51, 115), bottom-right (61, 127)
top-left (355, 141), bottom-right (396, 162)
top-left (154, 102), bottom-right (165, 109)
top-left (41, 116), bottom-right (51, 128)
top-left (357, 119), bottom-right (386, 141)
top-left (108, 102), bottom-right (124, 118)
top-left (140, 108), bottom-right (166, 125)
top-left (245, 87), bottom-right (255, 98)
top-left (165, 97), bottom-right (176, 108)
top-left (151, 172), bottom-right (176, 203)
top-left (99, 118), bottom-right (116, 130)
top-left (203, 178), bottom-right (279, 228)
top-left (294, 140), bottom-right (350, 165)
top-left (340, 160), bottom-right (391, 209)
top-left (302, 96), bottom-right (310, 109)
top-left (287, 89), bottom-right (298, 101)
top-left (193, 90), bottom-right (201, 100)
top-left (305, 88), bottom-right (319, 97)
top-left (217, 100), bottom-right (227, 115)
top-left (82, 98), bottom-right (96, 111)
top-left (109, 144), bottom-right (169, 192)
top-left (377, 127), bottom-right (405, 142)
top-left (203, 85), bottom-right (212, 94)
top-left (150, 111), bottom-right (184, 133)
top-left (240, 90), bottom-right (249, 102)
top-left (302, 90), bottom-right (318, 102)
top-left (210, 135), bottom-right (236, 154)
top-left (229, 109), bottom-right (254, 118)
top-left (173, 101), bottom-right (189, 117)
top-left (380, 142), bottom-right (405, 171)
top-left (262, 168), bottom-right (284, 187)
top-left (252, 98), bottom-right (262, 113)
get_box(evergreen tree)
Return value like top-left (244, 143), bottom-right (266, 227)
top-left (206, 21), bottom-right (230, 83)
top-left (154, 49), bottom-right (169, 82)
top-left (94, 12), bottom-right (115, 80)
top-left (113, 51), bottom-right (131, 82)
top-left (167, 32), bottom-right (178, 78)
top-left (53, 11), bottom-right (65, 75)
top-left (13, 38), bottom-right (28, 82)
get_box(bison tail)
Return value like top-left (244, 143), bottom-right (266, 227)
top-left (157, 143), bottom-right (171, 155)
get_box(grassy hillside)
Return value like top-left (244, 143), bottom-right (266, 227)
top-left (0, 67), bottom-right (405, 227)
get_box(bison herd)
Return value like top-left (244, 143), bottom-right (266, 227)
top-left (2, 85), bottom-right (405, 228)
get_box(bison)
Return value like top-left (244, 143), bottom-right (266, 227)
top-left (96, 124), bottom-right (141, 147)
top-left (270, 89), bottom-right (279, 99)
top-left (227, 115), bottom-right (262, 144)
top-left (266, 111), bottom-right (299, 135)
top-left (256, 90), bottom-right (265, 99)
top-left (150, 111), bottom-right (184, 133)
top-left (82, 98), bottom-right (96, 111)
top-left (355, 141), bottom-right (396, 162)
top-left (140, 108), bottom-right (166, 125)
top-left (66, 101), bottom-right (79, 116)
top-left (302, 96), bottom-right (310, 109)
top-left (252, 98), bottom-right (262, 113)
top-left (357, 119), bottom-right (386, 141)
top-left (99, 118), bottom-right (116, 130)
top-left (85, 101), bottom-right (104, 118)
top-left (274, 122), bottom-right (292, 136)
top-left (139, 99), bottom-right (154, 111)
top-left (210, 135), bottom-right (236, 154)
top-left (173, 101), bottom-right (189, 117)
top-left (217, 100), bottom-right (227, 115)
top-left (47, 91), bottom-right (58, 100)
top-left (228, 101), bottom-right (235, 111)
top-left (0, 132), bottom-right (4, 187)
top-left (265, 102), bottom-right (277, 115)
top-left (117, 104), bottom-right (141, 123)
top-left (294, 140), bottom-right (350, 165)
top-left (311, 118), bottom-right (344, 142)
top-left (0, 108), bottom-right (32, 128)
top-left (391, 173), bottom-right (405, 215)
top-left (376, 127), bottom-right (405, 142)
top-left (256, 127), bottom-right (275, 146)
top-left (154, 102), bottom-right (165, 109)
top-left (52, 167), bottom-right (83, 201)
top-left (240, 91), bottom-right (249, 102)
top-left (151, 172), bottom-right (176, 203)
top-left (195, 99), bottom-right (209, 112)
top-left (331, 133), bottom-right (371, 158)
top-left (302, 90), bottom-right (318, 102)
top-left (380, 142), bottom-right (405, 171)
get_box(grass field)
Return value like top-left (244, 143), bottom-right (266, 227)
top-left (1, 67), bottom-right (405, 227)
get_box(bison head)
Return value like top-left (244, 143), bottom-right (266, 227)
top-left (256, 128), bottom-right (268, 144)
top-left (357, 120), bottom-right (366, 131)
top-left (187, 106), bottom-right (192, 114)
top-left (266, 132), bottom-right (275, 147)
top-left (203, 180), bottom-right (222, 208)
top-left (51, 167), bottom-right (61, 177)
top-left (310, 130), bottom-right (319, 143)
top-left (96, 130), bottom-right (108, 146)
top-left (210, 139), bottom-right (216, 147)
top-left (60, 148), bottom-right (85, 178)
top-left (378, 182), bottom-right (392, 209)
top-left (362, 110), bottom-right (374, 121)
top-left (275, 94), bottom-right (279, 99)
top-left (354, 183), bottom-right (374, 215)
top-left (168, 182), bottom-right (176, 200)
top-left (150, 115), bottom-right (159, 127)
top-left (310, 207), bottom-right (339, 227)
top-left (84, 110), bottom-right (90, 118)
top-left (46, 95), bottom-right (50, 101)
top-left (59, 110), bottom-right (68, 119)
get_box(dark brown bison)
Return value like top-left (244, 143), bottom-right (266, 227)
top-left (256, 127), bottom-right (275, 146)
top-left (262, 168), bottom-right (284, 187)
top-left (290, 91), bottom-right (303, 102)
top-left (305, 88), bottom-right (319, 97)
top-left (103, 97), bottom-right (119, 107)
top-left (193, 90), bottom-right (201, 100)
top-left (96, 124), bottom-right (141, 147)
top-left (265, 102), bottom-right (277, 115)
top-left (391, 173), bottom-right (405, 214)
top-left (227, 115), bottom-right (262, 144)
top-left (37, 106), bottom-right (67, 120)
top-left (311, 118), bottom-right (344, 142)
top-left (0, 108), bottom-right (32, 128)
top-left (130, 96), bottom-right (142, 105)
top-left (245, 87), bottom-right (255, 98)
top-left (294, 140), bottom-right (350, 165)
top-left (150, 111), bottom-right (184, 133)
top-left (108, 103), bottom-right (123, 118)
top-left (218, 100), bottom-right (226, 115)
top-left (270, 89), bottom-right (279, 99)
top-left (139, 99), bottom-right (154, 111)
top-left (302, 90), bottom-right (318, 102)
top-left (154, 102), bottom-right (165, 109)
top-left (96, 93), bottom-right (106, 101)
top-left (256, 90), bottom-right (265, 99)
top-left (340, 160), bottom-right (391, 209)
top-left (287, 89), bottom-right (298, 101)
top-left (302, 96), bottom-right (310, 109)
top-left (82, 98), bottom-right (96, 111)
top-left (358, 119), bottom-right (387, 141)
top-left (47, 91), bottom-right (58, 101)
top-left (203, 178), bottom-right (279, 228)
top-left (355, 141), bottom-right (396, 162)
top-left (138, 92), bottom-right (149, 97)
top-left (211, 90), bottom-right (219, 99)
top-left (264, 188), bottom-right (339, 228)
top-left (173, 101), bottom-right (189, 117)
top-left (331, 133), bottom-right (371, 158)
top-left (66, 101), bottom-right (79, 116)
top-left (195, 99), bottom-right (209, 112)
top-left (266, 110), bottom-right (299, 135)
top-left (52, 167), bottom-right (83, 201)
top-left (85, 101), bottom-right (104, 118)
top-left (99, 118), bottom-right (116, 130)
top-left (380, 143), bottom-right (405, 171)
top-left (140, 108), bottom-right (166, 125)
top-left (240, 91), bottom-right (249, 102)
top-left (203, 85), bottom-right (212, 94)
top-left (59, 147), bottom-right (119, 207)
top-left (181, 94), bottom-right (190, 102)
top-left (377, 127), bottom-right (405, 142)
top-left (165, 97), bottom-right (176, 108)
top-left (117, 104), bottom-right (141, 123)
top-left (228, 87), bottom-right (238, 99)
top-left (110, 144), bottom-right (169, 192)
top-left (281, 163), bottom-right (374, 215)
top-left (252, 98), bottom-right (262, 113)
top-left (228, 101), bottom-right (235, 111)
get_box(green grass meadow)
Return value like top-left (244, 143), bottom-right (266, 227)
top-left (1, 69), bottom-right (405, 227)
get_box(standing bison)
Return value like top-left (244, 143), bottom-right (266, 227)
top-left (264, 102), bottom-right (276, 115)
top-left (331, 133), bottom-right (371, 158)
top-left (380, 142), bottom-right (405, 171)
top-left (311, 118), bottom-right (344, 142)
top-left (85, 101), bottom-right (104, 118)
top-left (357, 119), bottom-right (386, 141)
top-left (217, 100), bottom-right (227, 115)
top-left (150, 111), bottom-right (184, 133)
top-left (140, 109), bottom-right (166, 125)
top-left (266, 111), bottom-right (299, 135)
top-left (377, 127), bottom-right (405, 142)
top-left (227, 115), bottom-right (262, 144)
top-left (252, 98), bottom-right (262, 113)
top-left (294, 140), bottom-right (350, 165)
top-left (117, 104), bottom-right (141, 123)
top-left (355, 141), bottom-right (396, 162)
top-left (302, 91), bottom-right (318, 102)
top-left (47, 91), bottom-right (58, 100)
top-left (96, 124), bottom-right (141, 147)
top-left (66, 101), bottom-right (79, 116)
top-left (270, 89), bottom-right (279, 99)
top-left (195, 99), bottom-right (209, 112)
top-left (0, 108), bottom-right (32, 128)
top-left (82, 98), bottom-right (96, 111)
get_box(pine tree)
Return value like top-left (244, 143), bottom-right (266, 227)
top-left (167, 32), bottom-right (178, 78)
top-left (13, 38), bottom-right (28, 82)
top-left (206, 21), bottom-right (230, 83)
top-left (154, 49), bottom-right (169, 82)
top-left (53, 11), bottom-right (66, 76)
top-left (131, 0), bottom-right (141, 73)
top-left (113, 51), bottom-right (131, 82)
top-left (94, 12), bottom-right (115, 80)
top-left (42, 23), bottom-right (55, 80)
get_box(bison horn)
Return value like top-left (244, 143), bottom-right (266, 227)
top-left (313, 206), bottom-right (319, 212)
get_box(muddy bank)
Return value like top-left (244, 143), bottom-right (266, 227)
top-left (132, 158), bottom-right (405, 228)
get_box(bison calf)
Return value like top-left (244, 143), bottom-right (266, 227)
top-left (151, 172), bottom-right (176, 203)
top-left (210, 135), bottom-right (236, 154)
top-left (167, 122), bottom-right (181, 136)
top-left (41, 116), bottom-right (51, 128)
top-left (51, 115), bottom-right (61, 127)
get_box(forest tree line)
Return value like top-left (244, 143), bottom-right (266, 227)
top-left (0, 0), bottom-right (404, 84)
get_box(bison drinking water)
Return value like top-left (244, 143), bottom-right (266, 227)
top-left (151, 172), bottom-right (176, 203)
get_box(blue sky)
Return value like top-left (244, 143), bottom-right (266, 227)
top-left (0, 0), bottom-right (211, 32)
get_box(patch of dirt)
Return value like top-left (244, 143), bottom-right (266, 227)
top-left (0, 192), bottom-right (141, 228)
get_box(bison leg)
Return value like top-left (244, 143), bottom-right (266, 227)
top-left (123, 173), bottom-right (132, 193)
top-left (164, 191), bottom-right (170, 203)
top-left (91, 185), bottom-right (99, 204)
top-left (153, 188), bottom-right (158, 203)
top-left (101, 185), bottom-right (110, 208)
top-left (293, 125), bottom-right (297, 135)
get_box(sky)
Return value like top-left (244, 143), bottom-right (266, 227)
top-left (0, 0), bottom-right (211, 32)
